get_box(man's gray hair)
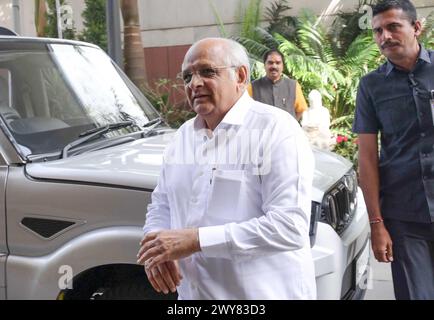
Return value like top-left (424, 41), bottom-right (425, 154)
top-left (222, 38), bottom-right (251, 83)
top-left (182, 37), bottom-right (251, 83)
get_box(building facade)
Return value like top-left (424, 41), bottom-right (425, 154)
top-left (0, 0), bottom-right (433, 83)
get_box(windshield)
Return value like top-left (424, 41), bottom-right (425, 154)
top-left (0, 42), bottom-right (160, 156)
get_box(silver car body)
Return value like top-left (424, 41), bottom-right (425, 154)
top-left (0, 36), bottom-right (369, 300)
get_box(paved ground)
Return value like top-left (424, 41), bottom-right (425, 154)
top-left (364, 249), bottom-right (395, 300)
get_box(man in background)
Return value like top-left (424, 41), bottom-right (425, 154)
top-left (248, 49), bottom-right (307, 121)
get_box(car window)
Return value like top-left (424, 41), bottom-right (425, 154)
top-left (0, 44), bottom-right (160, 156)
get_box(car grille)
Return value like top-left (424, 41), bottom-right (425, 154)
top-left (320, 169), bottom-right (358, 235)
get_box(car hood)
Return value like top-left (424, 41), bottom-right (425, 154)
top-left (26, 133), bottom-right (174, 190)
top-left (26, 131), bottom-right (353, 199)
top-left (311, 148), bottom-right (353, 202)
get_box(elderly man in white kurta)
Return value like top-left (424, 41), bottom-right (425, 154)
top-left (137, 37), bottom-right (316, 300)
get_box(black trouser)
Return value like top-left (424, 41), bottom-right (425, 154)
top-left (384, 219), bottom-right (434, 300)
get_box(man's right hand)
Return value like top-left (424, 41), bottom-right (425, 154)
top-left (144, 260), bottom-right (183, 294)
top-left (371, 222), bottom-right (393, 263)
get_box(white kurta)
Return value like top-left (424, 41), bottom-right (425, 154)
top-left (144, 92), bottom-right (316, 299)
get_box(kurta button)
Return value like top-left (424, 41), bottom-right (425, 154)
top-left (421, 133), bottom-right (426, 138)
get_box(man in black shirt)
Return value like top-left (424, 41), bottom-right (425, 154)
top-left (353, 0), bottom-right (434, 299)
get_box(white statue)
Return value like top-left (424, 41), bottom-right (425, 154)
top-left (301, 90), bottom-right (334, 150)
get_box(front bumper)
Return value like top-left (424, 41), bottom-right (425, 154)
top-left (340, 236), bottom-right (370, 300)
top-left (312, 188), bottom-right (370, 299)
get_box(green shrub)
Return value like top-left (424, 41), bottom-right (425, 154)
top-left (330, 114), bottom-right (358, 167)
top-left (142, 79), bottom-right (195, 128)
top-left (79, 0), bottom-right (108, 52)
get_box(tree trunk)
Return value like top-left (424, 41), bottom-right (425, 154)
top-left (120, 0), bottom-right (147, 89)
top-left (35, 0), bottom-right (47, 37)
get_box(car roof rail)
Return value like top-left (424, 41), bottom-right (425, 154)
top-left (0, 27), bottom-right (19, 36)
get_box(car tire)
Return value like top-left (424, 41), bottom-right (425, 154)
top-left (94, 278), bottom-right (178, 300)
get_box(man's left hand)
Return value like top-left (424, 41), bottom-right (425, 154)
top-left (137, 229), bottom-right (200, 270)
top-left (144, 260), bottom-right (182, 294)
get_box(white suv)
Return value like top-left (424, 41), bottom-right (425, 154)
top-left (0, 35), bottom-right (370, 300)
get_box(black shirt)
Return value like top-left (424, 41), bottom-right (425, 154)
top-left (353, 46), bottom-right (434, 223)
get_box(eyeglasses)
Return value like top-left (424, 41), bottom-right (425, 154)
top-left (178, 66), bottom-right (237, 85)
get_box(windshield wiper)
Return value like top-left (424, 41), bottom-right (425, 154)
top-left (62, 121), bottom-right (135, 158)
top-left (78, 121), bottom-right (135, 137)
top-left (143, 117), bottom-right (164, 128)
top-left (142, 117), bottom-right (165, 138)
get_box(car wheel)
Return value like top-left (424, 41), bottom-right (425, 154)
top-left (93, 278), bottom-right (178, 300)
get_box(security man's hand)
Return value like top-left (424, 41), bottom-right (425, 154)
top-left (371, 222), bottom-right (393, 263)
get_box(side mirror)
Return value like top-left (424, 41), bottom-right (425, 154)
top-left (0, 27), bottom-right (18, 36)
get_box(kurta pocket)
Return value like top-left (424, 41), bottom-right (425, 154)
top-left (205, 169), bottom-right (244, 224)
